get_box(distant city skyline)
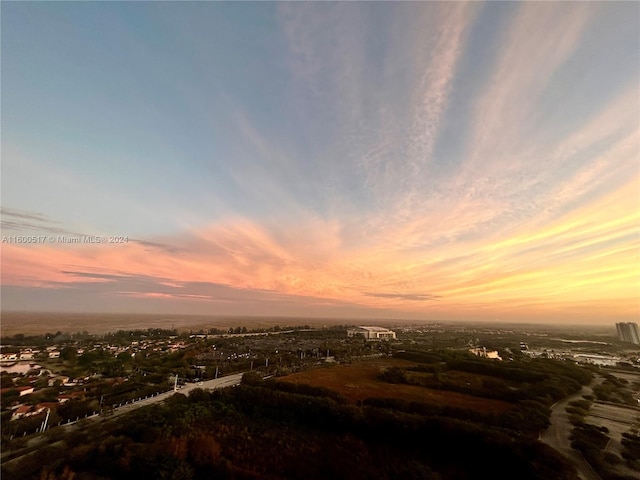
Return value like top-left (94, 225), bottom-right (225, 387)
top-left (2, 2), bottom-right (639, 323)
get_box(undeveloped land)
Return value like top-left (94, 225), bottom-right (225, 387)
top-left (278, 357), bottom-right (513, 413)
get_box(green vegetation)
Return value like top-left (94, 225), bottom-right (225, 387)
top-left (3, 379), bottom-right (579, 480)
top-left (592, 374), bottom-right (638, 406)
top-left (566, 399), bottom-right (593, 426)
top-left (3, 323), bottom-right (635, 479)
top-left (620, 432), bottom-right (640, 471)
top-left (568, 423), bottom-right (632, 480)
top-left (380, 349), bottom-right (593, 433)
top-left (564, 375), bottom-right (640, 480)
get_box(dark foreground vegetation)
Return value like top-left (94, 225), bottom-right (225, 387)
top-left (566, 383), bottom-right (640, 480)
top-left (2, 349), bottom-right (595, 480)
top-left (569, 422), bottom-right (640, 480)
top-left (5, 381), bottom-right (577, 480)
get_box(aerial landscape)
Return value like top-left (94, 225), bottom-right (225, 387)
top-left (1, 2), bottom-right (639, 480)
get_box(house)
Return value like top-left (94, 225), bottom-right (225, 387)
top-left (18, 386), bottom-right (35, 396)
top-left (19, 350), bottom-right (34, 360)
top-left (48, 376), bottom-right (70, 387)
top-left (347, 326), bottom-right (396, 341)
top-left (11, 403), bottom-right (55, 421)
top-left (11, 405), bottom-right (38, 420)
top-left (1, 386), bottom-right (37, 397)
top-left (57, 391), bottom-right (84, 403)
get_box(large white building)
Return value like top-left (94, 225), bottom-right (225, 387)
top-left (347, 326), bottom-right (396, 341)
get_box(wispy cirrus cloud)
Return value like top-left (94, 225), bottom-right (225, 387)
top-left (1, 207), bottom-right (73, 235)
top-left (363, 292), bottom-right (440, 302)
top-left (465, 2), bottom-right (597, 171)
top-left (1, 207), bottom-right (53, 224)
top-left (2, 2), bottom-right (637, 323)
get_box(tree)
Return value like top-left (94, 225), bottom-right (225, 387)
top-left (60, 347), bottom-right (78, 365)
top-left (380, 366), bottom-right (408, 384)
top-left (117, 352), bottom-right (132, 363)
top-left (241, 371), bottom-right (263, 386)
top-left (1, 374), bottom-right (15, 389)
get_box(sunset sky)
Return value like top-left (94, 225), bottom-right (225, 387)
top-left (2, 2), bottom-right (638, 324)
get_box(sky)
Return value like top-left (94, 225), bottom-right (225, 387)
top-left (1, 2), bottom-right (639, 324)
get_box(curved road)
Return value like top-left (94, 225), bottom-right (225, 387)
top-left (539, 376), bottom-right (604, 480)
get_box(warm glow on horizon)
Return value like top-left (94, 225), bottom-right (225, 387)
top-left (2, 2), bottom-right (638, 323)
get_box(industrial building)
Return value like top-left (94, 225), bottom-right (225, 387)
top-left (347, 326), bottom-right (396, 341)
top-left (616, 322), bottom-right (640, 345)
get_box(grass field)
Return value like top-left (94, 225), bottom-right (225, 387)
top-left (278, 357), bottom-right (513, 413)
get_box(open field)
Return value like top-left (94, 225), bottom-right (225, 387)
top-left (406, 369), bottom-right (521, 391)
top-left (278, 357), bottom-right (513, 413)
top-left (0, 311), bottom-right (417, 337)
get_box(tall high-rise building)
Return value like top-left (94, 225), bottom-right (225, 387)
top-left (615, 322), bottom-right (640, 344)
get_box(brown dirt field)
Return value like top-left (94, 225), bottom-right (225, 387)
top-left (278, 358), bottom-right (513, 413)
top-left (407, 369), bottom-right (520, 390)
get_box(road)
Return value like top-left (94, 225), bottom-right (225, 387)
top-left (1, 372), bottom-right (246, 469)
top-left (181, 372), bottom-right (246, 395)
top-left (106, 372), bottom-right (245, 418)
top-left (539, 376), bottom-right (604, 480)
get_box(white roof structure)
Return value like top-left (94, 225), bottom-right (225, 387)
top-left (347, 326), bottom-right (396, 340)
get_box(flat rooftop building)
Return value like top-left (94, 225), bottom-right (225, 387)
top-left (347, 326), bottom-right (396, 341)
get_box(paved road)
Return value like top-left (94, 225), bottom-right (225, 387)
top-left (539, 376), bottom-right (604, 480)
top-left (1, 373), bottom-right (246, 468)
top-left (106, 372), bottom-right (246, 418)
top-left (181, 372), bottom-right (245, 395)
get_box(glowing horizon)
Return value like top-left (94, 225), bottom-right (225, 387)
top-left (2, 2), bottom-right (638, 323)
